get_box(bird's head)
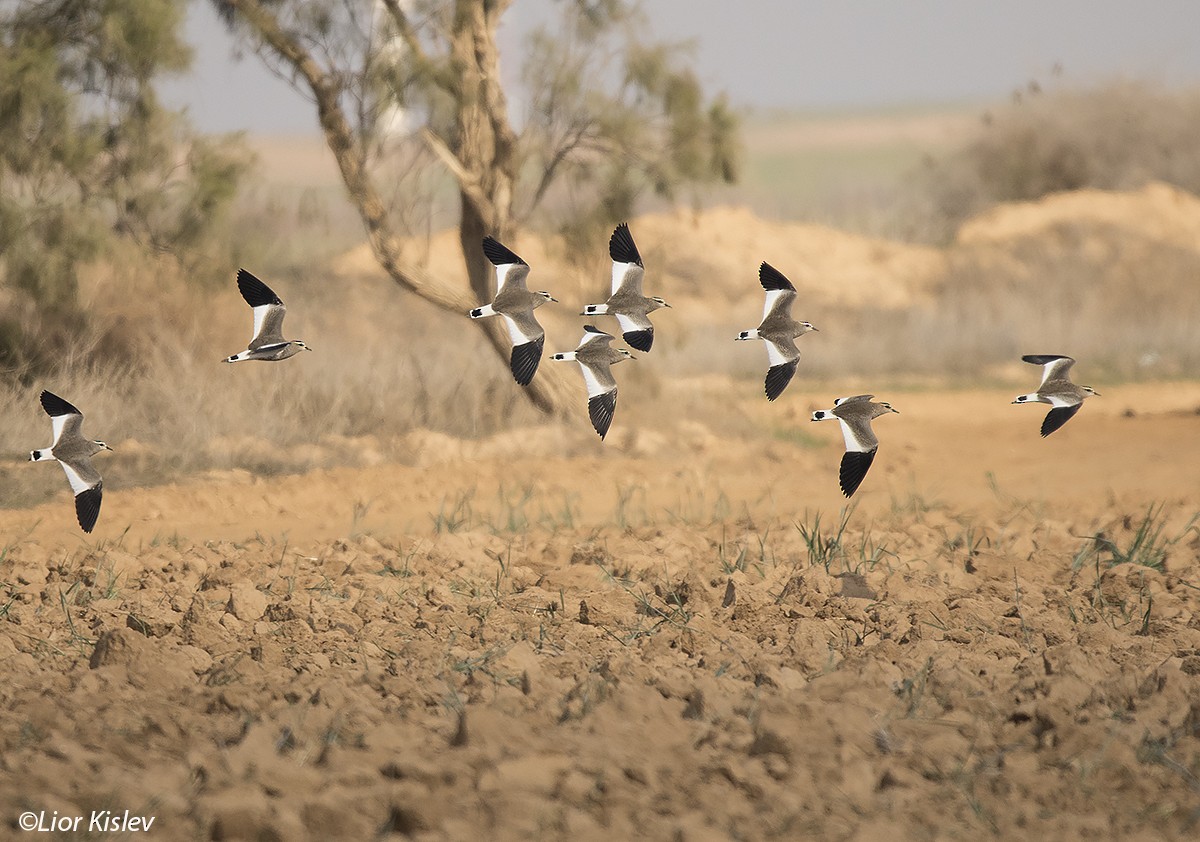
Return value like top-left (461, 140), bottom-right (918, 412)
top-left (93, 441), bottom-right (113, 454)
top-left (294, 340), bottom-right (313, 351)
top-left (799, 321), bottom-right (819, 333)
top-left (650, 297), bottom-right (671, 310)
top-left (1081, 385), bottom-right (1100, 397)
top-left (535, 291), bottom-right (558, 304)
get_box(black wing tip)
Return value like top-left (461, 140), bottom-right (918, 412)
top-left (75, 482), bottom-right (102, 533)
top-left (1040, 404), bottom-right (1082, 437)
top-left (609, 223), bottom-right (643, 267)
top-left (1022, 354), bottom-right (1070, 365)
top-left (236, 268), bottom-right (283, 307)
top-left (482, 236), bottom-right (526, 267)
top-left (510, 336), bottom-right (545, 386)
top-left (759, 262), bottom-right (795, 292)
top-left (623, 329), bottom-right (654, 352)
top-left (764, 360), bottom-right (799, 401)
top-left (40, 390), bottom-right (81, 417)
top-left (588, 391), bottom-right (617, 440)
top-left (839, 450), bottom-right (877, 498)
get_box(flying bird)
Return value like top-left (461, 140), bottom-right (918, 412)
top-left (550, 325), bottom-right (634, 439)
top-left (29, 391), bottom-right (112, 533)
top-left (223, 269), bottom-right (312, 362)
top-left (581, 223), bottom-right (671, 352)
top-left (470, 237), bottom-right (558, 385)
top-left (811, 394), bottom-right (899, 498)
top-left (736, 262), bottom-right (817, 400)
top-left (1013, 354), bottom-right (1100, 437)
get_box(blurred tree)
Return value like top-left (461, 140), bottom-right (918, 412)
top-left (917, 81), bottom-right (1200, 243)
top-left (209, 0), bottom-right (739, 415)
top-left (0, 0), bottom-right (248, 378)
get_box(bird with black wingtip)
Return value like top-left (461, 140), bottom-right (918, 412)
top-left (811, 394), bottom-right (899, 498)
top-left (470, 237), bottom-right (559, 386)
top-left (29, 391), bottom-right (112, 533)
top-left (550, 325), bottom-right (634, 440)
top-left (581, 223), bottom-right (671, 352)
top-left (737, 262), bottom-right (818, 401)
top-left (1012, 354), bottom-right (1099, 437)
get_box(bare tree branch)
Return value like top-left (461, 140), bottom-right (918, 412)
top-left (219, 0), bottom-right (468, 314)
top-left (519, 119), bottom-right (597, 221)
top-left (213, 0), bottom-right (737, 419)
top-left (377, 0), bottom-right (467, 99)
top-left (214, 0), bottom-right (576, 417)
top-left (420, 126), bottom-right (493, 220)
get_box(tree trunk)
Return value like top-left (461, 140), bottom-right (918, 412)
top-left (220, 0), bottom-right (575, 417)
top-left (459, 191), bottom-right (578, 416)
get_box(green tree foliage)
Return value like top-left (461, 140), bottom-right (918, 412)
top-left (0, 0), bottom-right (248, 378)
top-left (918, 81), bottom-right (1200, 242)
top-left (517, 4), bottom-right (739, 254)
top-left (211, 0), bottom-right (739, 415)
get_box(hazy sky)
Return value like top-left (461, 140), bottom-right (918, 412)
top-left (160, 1), bottom-right (1200, 135)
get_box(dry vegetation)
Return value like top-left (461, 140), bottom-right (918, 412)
top-left (5, 178), bottom-right (1200, 513)
top-left (2, 389), bottom-right (1200, 839)
top-left (3, 82), bottom-right (1200, 839)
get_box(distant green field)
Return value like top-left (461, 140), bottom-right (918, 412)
top-left (711, 104), bottom-right (980, 221)
top-left (240, 103), bottom-right (982, 256)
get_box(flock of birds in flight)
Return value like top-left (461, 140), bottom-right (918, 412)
top-left (27, 224), bottom-right (1100, 532)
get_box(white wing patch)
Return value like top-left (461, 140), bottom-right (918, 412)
top-left (837, 419), bottom-right (873, 453)
top-left (495, 262), bottom-right (529, 294)
top-left (500, 313), bottom-right (540, 345)
top-left (1040, 357), bottom-right (1074, 386)
top-left (615, 313), bottom-right (650, 335)
top-left (762, 289), bottom-right (794, 320)
top-left (579, 331), bottom-right (612, 351)
top-left (251, 304), bottom-right (273, 340)
top-left (59, 462), bottom-right (92, 495)
top-left (50, 414), bottom-right (71, 445)
top-left (578, 363), bottom-right (610, 399)
top-left (764, 339), bottom-right (795, 367)
top-left (611, 262), bottom-right (644, 296)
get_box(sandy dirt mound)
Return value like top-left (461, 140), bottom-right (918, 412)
top-left (1, 384), bottom-right (1199, 840)
top-left (330, 181), bottom-right (1200, 390)
top-left (956, 181), bottom-right (1200, 252)
top-left (333, 204), bottom-right (946, 318)
top-left (334, 181), bottom-right (1200, 322)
